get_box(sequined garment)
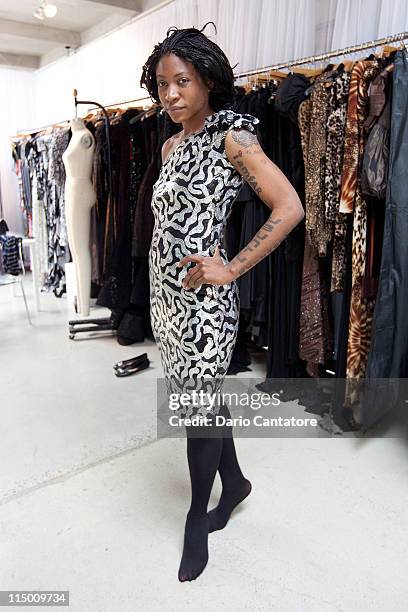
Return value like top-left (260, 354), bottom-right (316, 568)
top-left (149, 109), bottom-right (260, 417)
top-left (298, 99), bottom-right (333, 373)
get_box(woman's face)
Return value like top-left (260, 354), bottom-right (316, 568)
top-left (155, 53), bottom-right (213, 123)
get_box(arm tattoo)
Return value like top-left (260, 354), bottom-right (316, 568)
top-left (227, 214), bottom-right (296, 278)
top-left (231, 150), bottom-right (262, 195)
top-left (224, 128), bottom-right (304, 280)
top-left (230, 129), bottom-right (258, 148)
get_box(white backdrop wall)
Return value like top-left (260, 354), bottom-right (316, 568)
top-left (31, 0), bottom-right (316, 128)
top-left (1, 0), bottom-right (407, 231)
top-left (0, 68), bottom-right (35, 233)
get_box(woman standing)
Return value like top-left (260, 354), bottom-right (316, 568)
top-left (141, 23), bottom-right (304, 582)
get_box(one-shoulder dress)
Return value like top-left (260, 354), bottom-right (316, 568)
top-left (149, 109), bottom-right (260, 418)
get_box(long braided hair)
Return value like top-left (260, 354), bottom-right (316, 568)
top-left (140, 22), bottom-right (236, 111)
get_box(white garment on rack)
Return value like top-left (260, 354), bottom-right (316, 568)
top-left (31, 172), bottom-right (48, 287)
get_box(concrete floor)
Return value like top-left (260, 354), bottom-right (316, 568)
top-left (1, 277), bottom-right (408, 612)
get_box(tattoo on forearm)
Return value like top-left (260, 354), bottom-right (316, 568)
top-left (228, 215), bottom-right (293, 277)
top-left (224, 129), bottom-right (303, 279)
top-left (231, 150), bottom-right (262, 195)
top-left (236, 217), bottom-right (282, 260)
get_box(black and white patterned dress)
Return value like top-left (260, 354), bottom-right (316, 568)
top-left (149, 109), bottom-right (260, 417)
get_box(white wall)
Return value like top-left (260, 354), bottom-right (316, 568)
top-left (0, 68), bottom-right (35, 233)
top-left (32, 0), bottom-right (314, 127)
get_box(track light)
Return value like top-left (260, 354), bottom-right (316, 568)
top-left (33, 6), bottom-right (45, 20)
top-left (33, 2), bottom-right (58, 20)
top-left (44, 2), bottom-right (58, 18)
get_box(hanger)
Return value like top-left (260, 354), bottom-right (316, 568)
top-left (290, 65), bottom-right (325, 76)
top-left (129, 104), bottom-right (161, 125)
top-left (247, 71), bottom-right (284, 91)
top-left (342, 60), bottom-right (355, 72)
top-left (265, 70), bottom-right (287, 81)
top-left (141, 105), bottom-right (159, 119)
top-left (108, 107), bottom-right (129, 124)
top-left (377, 43), bottom-right (401, 58)
top-left (82, 112), bottom-right (96, 123)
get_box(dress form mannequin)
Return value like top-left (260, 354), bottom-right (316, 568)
top-left (62, 117), bottom-right (96, 316)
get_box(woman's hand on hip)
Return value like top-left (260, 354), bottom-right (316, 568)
top-left (177, 246), bottom-right (234, 289)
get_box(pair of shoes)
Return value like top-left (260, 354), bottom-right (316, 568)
top-left (114, 354), bottom-right (150, 378)
top-left (113, 352), bottom-right (148, 371)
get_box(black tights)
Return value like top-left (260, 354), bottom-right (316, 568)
top-left (178, 403), bottom-right (251, 582)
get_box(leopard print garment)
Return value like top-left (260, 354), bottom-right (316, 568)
top-left (345, 63), bottom-right (380, 404)
top-left (325, 70), bottom-right (352, 292)
top-left (325, 71), bottom-right (351, 223)
top-left (303, 70), bottom-right (337, 256)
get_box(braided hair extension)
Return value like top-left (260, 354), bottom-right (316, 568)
top-left (140, 22), bottom-right (236, 112)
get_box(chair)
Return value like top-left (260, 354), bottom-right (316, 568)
top-left (0, 237), bottom-right (32, 325)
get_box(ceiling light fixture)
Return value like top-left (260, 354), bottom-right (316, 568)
top-left (33, 1), bottom-right (58, 20)
top-left (33, 6), bottom-right (45, 20)
top-left (43, 2), bottom-right (58, 18)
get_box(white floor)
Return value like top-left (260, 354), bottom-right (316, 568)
top-left (1, 276), bottom-right (408, 612)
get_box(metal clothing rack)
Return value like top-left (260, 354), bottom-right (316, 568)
top-left (10, 119), bottom-right (70, 138)
top-left (86, 94), bottom-right (151, 112)
top-left (11, 95), bottom-right (150, 138)
top-left (73, 89), bottom-right (114, 222)
top-left (11, 31), bottom-right (408, 136)
top-left (233, 30), bottom-right (408, 79)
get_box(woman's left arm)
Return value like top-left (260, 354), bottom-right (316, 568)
top-left (180, 127), bottom-right (305, 289)
top-left (223, 127), bottom-right (305, 281)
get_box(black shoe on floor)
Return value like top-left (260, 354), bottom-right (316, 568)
top-left (114, 357), bottom-right (150, 377)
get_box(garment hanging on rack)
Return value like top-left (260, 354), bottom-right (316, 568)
top-left (12, 126), bottom-right (70, 292)
top-left (232, 80), bottom-right (308, 378)
top-left (367, 49), bottom-right (408, 380)
top-left (89, 107), bottom-right (172, 344)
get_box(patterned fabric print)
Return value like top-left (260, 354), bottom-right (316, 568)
top-left (325, 71), bottom-right (351, 222)
top-left (0, 235), bottom-right (23, 275)
top-left (48, 128), bottom-right (70, 248)
top-left (298, 233), bottom-right (334, 373)
top-left (345, 63), bottom-right (380, 397)
top-left (31, 171), bottom-right (49, 286)
top-left (41, 133), bottom-right (66, 291)
top-left (298, 99), bottom-right (333, 372)
top-left (331, 214), bottom-right (348, 292)
top-left (344, 281), bottom-right (376, 407)
top-left (339, 61), bottom-right (378, 214)
top-left (325, 71), bottom-right (351, 292)
top-left (304, 71), bottom-right (337, 257)
top-left (149, 109), bottom-right (260, 418)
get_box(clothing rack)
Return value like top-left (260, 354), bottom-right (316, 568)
top-left (10, 119), bottom-right (70, 139)
top-left (11, 31), bottom-right (408, 137)
top-left (10, 95), bottom-right (151, 137)
top-left (233, 30), bottom-right (408, 79)
top-left (86, 94), bottom-right (151, 112)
